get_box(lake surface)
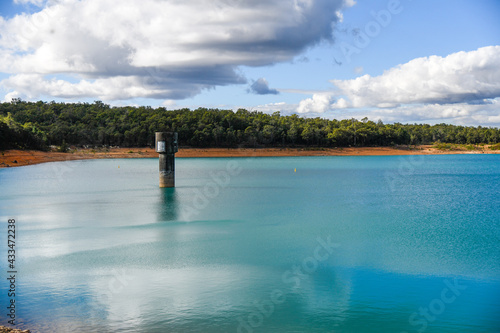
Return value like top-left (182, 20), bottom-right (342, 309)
top-left (1, 155), bottom-right (499, 332)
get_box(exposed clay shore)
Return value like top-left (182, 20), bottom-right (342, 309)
top-left (0, 145), bottom-right (498, 168)
top-left (0, 326), bottom-right (30, 333)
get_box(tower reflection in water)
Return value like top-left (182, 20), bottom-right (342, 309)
top-left (158, 187), bottom-right (178, 222)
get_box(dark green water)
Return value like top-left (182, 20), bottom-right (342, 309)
top-left (1, 155), bottom-right (499, 332)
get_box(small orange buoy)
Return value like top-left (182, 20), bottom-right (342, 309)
top-left (294, 168), bottom-right (296, 172)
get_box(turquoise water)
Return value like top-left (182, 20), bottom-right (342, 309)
top-left (0, 155), bottom-right (499, 332)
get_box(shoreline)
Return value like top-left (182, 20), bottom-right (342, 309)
top-left (0, 326), bottom-right (30, 333)
top-left (1, 145), bottom-right (498, 168)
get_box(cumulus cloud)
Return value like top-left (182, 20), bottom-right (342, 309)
top-left (296, 46), bottom-right (500, 125)
top-left (297, 93), bottom-right (334, 114)
top-left (248, 78), bottom-right (279, 95)
top-left (330, 45), bottom-right (500, 108)
top-left (0, 0), bottom-right (352, 102)
top-left (330, 99), bottom-right (500, 127)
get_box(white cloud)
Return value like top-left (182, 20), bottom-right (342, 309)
top-left (1, 73), bottom-right (211, 100)
top-left (253, 101), bottom-right (297, 116)
top-left (161, 99), bottom-right (177, 107)
top-left (3, 91), bottom-right (21, 103)
top-left (297, 93), bottom-right (333, 114)
top-left (331, 99), bottom-right (500, 127)
top-left (297, 46), bottom-right (500, 125)
top-left (330, 46), bottom-right (500, 108)
top-left (0, 0), bottom-right (352, 101)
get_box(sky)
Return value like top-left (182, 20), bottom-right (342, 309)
top-left (0, 0), bottom-right (499, 126)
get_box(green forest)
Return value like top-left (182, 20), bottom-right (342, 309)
top-left (1, 99), bottom-right (499, 150)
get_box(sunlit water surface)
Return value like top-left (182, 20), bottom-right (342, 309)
top-left (1, 155), bottom-right (499, 332)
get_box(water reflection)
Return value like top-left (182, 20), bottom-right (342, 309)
top-left (1, 156), bottom-right (498, 333)
top-left (158, 187), bottom-right (178, 222)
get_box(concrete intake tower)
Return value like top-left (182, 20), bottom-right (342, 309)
top-left (155, 132), bottom-right (178, 187)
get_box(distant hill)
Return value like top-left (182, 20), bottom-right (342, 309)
top-left (1, 99), bottom-right (499, 150)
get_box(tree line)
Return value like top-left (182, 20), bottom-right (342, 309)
top-left (1, 99), bottom-right (499, 150)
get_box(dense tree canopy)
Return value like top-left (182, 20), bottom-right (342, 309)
top-left (1, 99), bottom-right (499, 150)
top-left (0, 111), bottom-right (47, 150)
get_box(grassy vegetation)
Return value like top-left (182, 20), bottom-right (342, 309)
top-left (489, 143), bottom-right (500, 150)
top-left (433, 143), bottom-right (485, 151)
